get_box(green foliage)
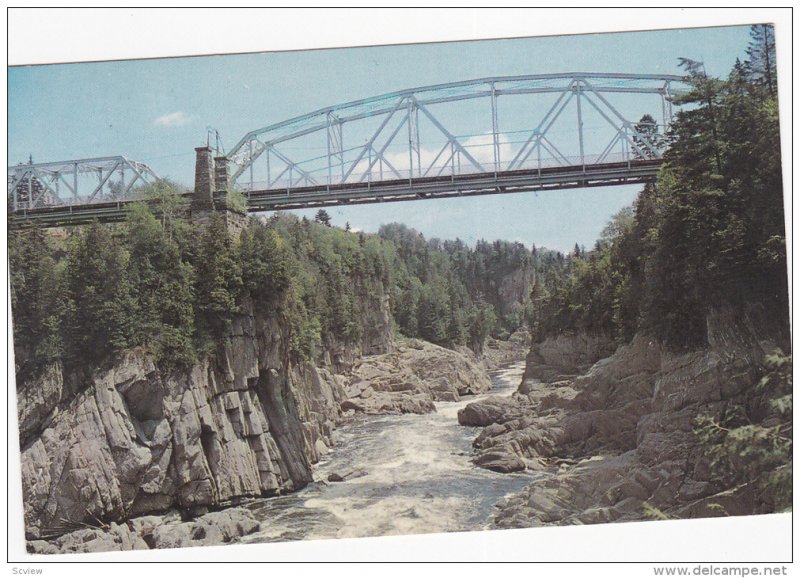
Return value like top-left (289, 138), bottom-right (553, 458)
top-left (63, 223), bottom-right (139, 364)
top-left (194, 212), bottom-right (243, 347)
top-left (528, 32), bottom-right (787, 351)
top-left (8, 225), bottom-right (67, 369)
top-left (11, 195), bottom-right (537, 375)
top-left (694, 351), bottom-right (792, 512)
top-left (642, 502), bottom-right (672, 521)
top-left (379, 223), bottom-right (533, 347)
top-left (225, 187), bottom-right (247, 214)
top-left (240, 219), bottom-right (291, 303)
top-left (745, 24), bottom-right (777, 97)
top-left (125, 203), bottom-right (196, 365)
top-left (314, 209), bottom-right (332, 226)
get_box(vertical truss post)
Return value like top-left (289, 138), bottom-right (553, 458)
top-left (664, 82), bottom-right (673, 125)
top-left (491, 81), bottom-right (500, 177)
top-left (536, 134), bottom-right (542, 177)
top-left (415, 106), bottom-right (421, 178)
top-left (266, 148), bottom-right (271, 189)
top-left (407, 99), bottom-right (415, 183)
top-left (326, 115), bottom-right (333, 188)
top-left (576, 80), bottom-right (585, 170)
top-left (367, 146), bottom-right (372, 187)
top-left (248, 141), bottom-right (254, 191)
top-left (623, 126), bottom-right (630, 167)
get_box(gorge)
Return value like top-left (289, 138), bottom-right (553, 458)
top-left (11, 28), bottom-right (791, 556)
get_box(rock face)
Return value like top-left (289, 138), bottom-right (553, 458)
top-left (466, 306), bottom-right (789, 526)
top-left (17, 291), bottom-right (392, 544)
top-left (482, 327), bottom-right (532, 370)
top-left (521, 331), bottom-right (616, 384)
top-left (342, 339), bottom-right (492, 414)
top-left (27, 507), bottom-right (260, 554)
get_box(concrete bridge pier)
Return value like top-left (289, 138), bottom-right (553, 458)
top-left (191, 146), bottom-right (247, 238)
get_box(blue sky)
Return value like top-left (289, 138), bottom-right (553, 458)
top-left (8, 25), bottom-right (754, 251)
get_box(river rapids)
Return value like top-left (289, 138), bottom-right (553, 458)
top-left (240, 361), bottom-right (537, 543)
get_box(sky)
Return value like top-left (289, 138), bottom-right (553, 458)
top-left (8, 24), bottom-right (755, 252)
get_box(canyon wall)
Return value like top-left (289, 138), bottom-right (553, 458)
top-left (17, 287), bottom-right (392, 540)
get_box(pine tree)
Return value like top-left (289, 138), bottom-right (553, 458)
top-left (314, 209), bottom-right (332, 227)
top-left (746, 24), bottom-right (777, 97)
top-left (64, 223), bottom-right (139, 364)
top-left (194, 213), bottom-right (243, 345)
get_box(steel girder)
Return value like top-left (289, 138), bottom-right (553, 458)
top-left (7, 156), bottom-right (159, 210)
top-left (227, 73), bottom-right (686, 193)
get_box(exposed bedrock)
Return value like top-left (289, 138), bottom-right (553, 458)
top-left (341, 338), bottom-right (492, 414)
top-left (17, 289), bottom-right (389, 542)
top-left (461, 306), bottom-right (789, 525)
top-left (17, 286), bottom-right (498, 547)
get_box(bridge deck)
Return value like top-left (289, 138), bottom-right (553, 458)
top-left (10, 160), bottom-right (661, 227)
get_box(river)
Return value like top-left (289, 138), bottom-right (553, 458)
top-left (239, 360), bottom-right (537, 543)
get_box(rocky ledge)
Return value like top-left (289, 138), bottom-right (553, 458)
top-left (27, 507), bottom-right (261, 554)
top-left (341, 338), bottom-right (492, 414)
top-left (461, 307), bottom-right (789, 526)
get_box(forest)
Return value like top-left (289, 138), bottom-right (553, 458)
top-left (9, 192), bottom-right (537, 377)
top-left (528, 24), bottom-right (788, 351)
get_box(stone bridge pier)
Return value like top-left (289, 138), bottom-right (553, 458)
top-left (191, 146), bottom-right (247, 237)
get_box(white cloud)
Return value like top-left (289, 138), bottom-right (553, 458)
top-left (153, 111), bottom-right (191, 127)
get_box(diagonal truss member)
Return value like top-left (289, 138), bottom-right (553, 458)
top-left (8, 156), bottom-right (160, 210)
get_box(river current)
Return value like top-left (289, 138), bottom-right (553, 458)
top-left (240, 361), bottom-right (537, 543)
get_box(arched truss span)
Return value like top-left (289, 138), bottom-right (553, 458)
top-left (227, 73), bottom-right (687, 194)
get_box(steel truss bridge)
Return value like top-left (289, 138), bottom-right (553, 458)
top-left (9, 73), bottom-right (686, 226)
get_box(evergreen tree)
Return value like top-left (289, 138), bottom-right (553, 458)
top-left (194, 213), bottom-right (243, 346)
top-left (314, 209), bottom-right (332, 227)
top-left (9, 225), bottom-right (66, 369)
top-left (64, 223), bottom-right (138, 364)
top-left (746, 24), bottom-right (777, 97)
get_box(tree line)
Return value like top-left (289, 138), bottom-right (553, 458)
top-left (10, 192), bottom-right (539, 377)
top-left (528, 24), bottom-right (788, 350)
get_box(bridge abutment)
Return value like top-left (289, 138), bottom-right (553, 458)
top-left (191, 146), bottom-right (247, 239)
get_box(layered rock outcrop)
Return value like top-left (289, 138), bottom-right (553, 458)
top-left (17, 286), bottom-right (392, 543)
top-left (27, 507), bottom-right (260, 554)
top-left (462, 306), bottom-right (790, 526)
top-left (17, 280), bottom-right (500, 551)
top-left (521, 331), bottom-right (616, 384)
top-left (342, 338), bottom-right (492, 414)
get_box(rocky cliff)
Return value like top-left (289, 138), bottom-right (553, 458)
top-left (341, 338), bottom-right (493, 414)
top-left (17, 290), bottom-right (392, 541)
top-left (521, 331), bottom-right (616, 385)
top-left (459, 304), bottom-right (791, 526)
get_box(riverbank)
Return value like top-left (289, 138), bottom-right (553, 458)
top-left (459, 308), bottom-right (792, 527)
top-left (26, 337), bottom-right (531, 554)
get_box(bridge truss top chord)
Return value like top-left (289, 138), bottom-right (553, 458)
top-left (226, 72), bottom-right (687, 194)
